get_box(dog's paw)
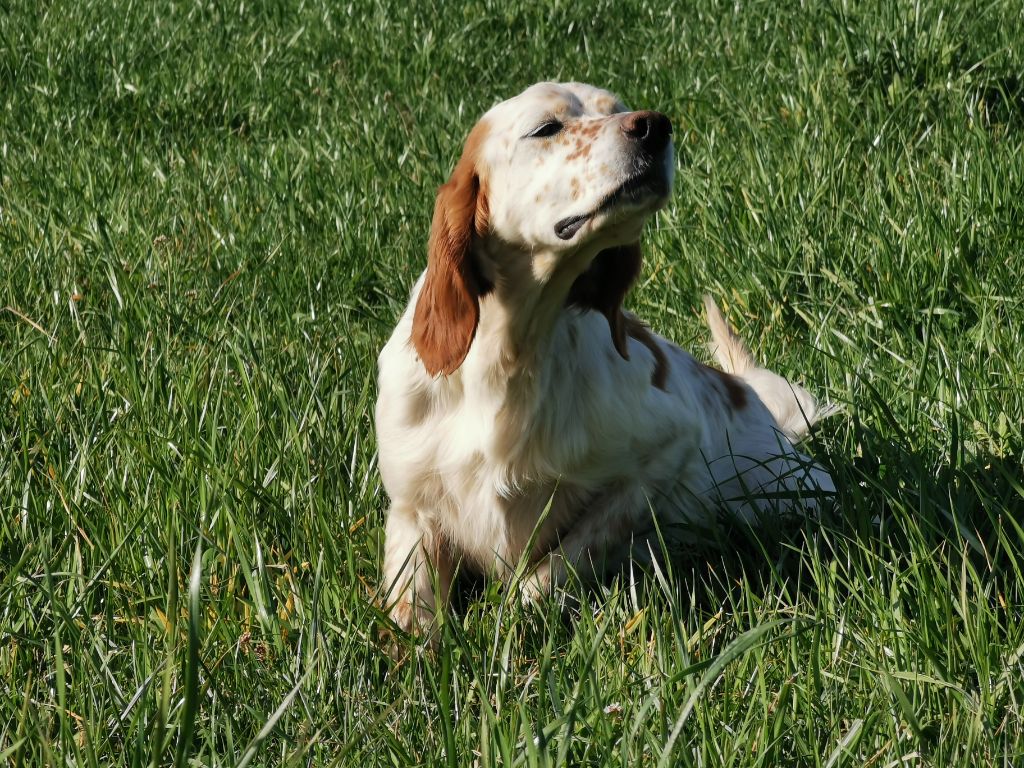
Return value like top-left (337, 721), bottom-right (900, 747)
top-left (382, 596), bottom-right (440, 658)
top-left (519, 554), bottom-right (566, 606)
top-left (519, 570), bottom-right (550, 607)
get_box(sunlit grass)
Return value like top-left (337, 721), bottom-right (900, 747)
top-left (2, 0), bottom-right (1023, 764)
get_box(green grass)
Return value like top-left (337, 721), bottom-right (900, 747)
top-left (2, 0), bottom-right (1023, 764)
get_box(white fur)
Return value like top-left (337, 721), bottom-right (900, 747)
top-left (376, 82), bottom-right (833, 633)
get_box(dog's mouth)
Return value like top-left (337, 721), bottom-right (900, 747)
top-left (554, 213), bottom-right (592, 241)
top-left (554, 166), bottom-right (671, 241)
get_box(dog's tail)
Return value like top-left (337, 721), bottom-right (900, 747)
top-left (703, 294), bottom-right (757, 376)
top-left (703, 295), bottom-right (833, 442)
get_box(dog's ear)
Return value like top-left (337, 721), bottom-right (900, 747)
top-left (412, 123), bottom-right (491, 376)
top-left (566, 243), bottom-right (642, 359)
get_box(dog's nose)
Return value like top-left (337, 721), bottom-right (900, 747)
top-left (620, 110), bottom-right (672, 152)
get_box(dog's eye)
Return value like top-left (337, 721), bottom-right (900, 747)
top-left (525, 120), bottom-right (563, 138)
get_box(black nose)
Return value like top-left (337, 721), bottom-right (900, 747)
top-left (620, 110), bottom-right (672, 152)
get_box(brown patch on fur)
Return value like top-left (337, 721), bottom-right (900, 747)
top-left (566, 141), bottom-right (593, 161)
top-left (566, 243), bottom-right (643, 359)
top-left (564, 119), bottom-right (605, 143)
top-left (412, 121), bottom-right (493, 376)
top-left (475, 177), bottom-right (490, 234)
top-left (624, 317), bottom-right (669, 390)
top-left (700, 364), bottom-right (748, 409)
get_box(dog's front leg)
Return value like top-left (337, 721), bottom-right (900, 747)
top-left (522, 490), bottom-right (653, 602)
top-left (381, 503), bottom-right (453, 639)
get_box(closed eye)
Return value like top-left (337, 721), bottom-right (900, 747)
top-left (524, 120), bottom-right (563, 139)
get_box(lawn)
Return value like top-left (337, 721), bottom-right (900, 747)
top-left (2, 0), bottom-right (1023, 764)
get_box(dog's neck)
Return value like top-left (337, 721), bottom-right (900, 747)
top-left (472, 239), bottom-right (599, 373)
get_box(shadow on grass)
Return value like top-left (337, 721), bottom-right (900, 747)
top-left (661, 427), bottom-right (1024, 620)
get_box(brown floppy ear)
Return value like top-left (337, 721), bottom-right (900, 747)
top-left (566, 243), bottom-right (642, 359)
top-left (412, 124), bottom-right (491, 376)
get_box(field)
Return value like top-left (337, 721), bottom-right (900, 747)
top-left (2, 0), bottom-right (1024, 764)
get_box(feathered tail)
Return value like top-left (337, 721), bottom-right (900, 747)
top-left (703, 295), bottom-right (834, 441)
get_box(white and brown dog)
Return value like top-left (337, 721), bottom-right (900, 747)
top-left (376, 82), bottom-right (832, 635)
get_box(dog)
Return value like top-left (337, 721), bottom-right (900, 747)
top-left (375, 82), bottom-right (832, 635)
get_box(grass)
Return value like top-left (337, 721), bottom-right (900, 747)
top-left (2, 0), bottom-right (1023, 764)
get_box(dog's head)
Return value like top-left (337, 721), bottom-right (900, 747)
top-left (413, 82), bottom-right (674, 376)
